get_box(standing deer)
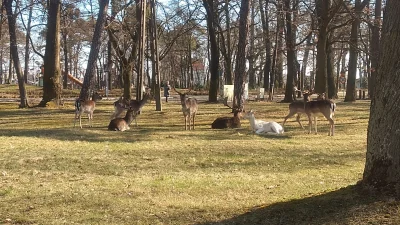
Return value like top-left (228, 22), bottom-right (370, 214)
top-left (174, 87), bottom-right (198, 130)
top-left (211, 97), bottom-right (242, 129)
top-left (282, 90), bottom-right (336, 136)
top-left (110, 92), bottom-right (151, 126)
top-left (74, 92), bottom-right (103, 128)
top-left (108, 107), bottom-right (137, 131)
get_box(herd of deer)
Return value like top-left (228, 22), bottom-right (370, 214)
top-left (73, 88), bottom-right (336, 136)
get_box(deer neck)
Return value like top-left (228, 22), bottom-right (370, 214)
top-left (248, 114), bottom-right (257, 128)
top-left (124, 110), bottom-right (136, 124)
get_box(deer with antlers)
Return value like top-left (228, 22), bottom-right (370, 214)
top-left (110, 91), bottom-right (151, 127)
top-left (74, 92), bottom-right (103, 128)
top-left (211, 97), bottom-right (242, 129)
top-left (173, 86), bottom-right (198, 130)
top-left (282, 90), bottom-right (336, 136)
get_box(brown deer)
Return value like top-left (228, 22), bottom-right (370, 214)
top-left (74, 92), bottom-right (103, 128)
top-left (211, 97), bottom-right (242, 129)
top-left (110, 92), bottom-right (151, 126)
top-left (108, 107), bottom-right (137, 131)
top-left (173, 87), bottom-right (198, 130)
top-left (282, 90), bottom-right (336, 136)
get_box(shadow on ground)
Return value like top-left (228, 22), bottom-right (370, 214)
top-left (196, 185), bottom-right (394, 225)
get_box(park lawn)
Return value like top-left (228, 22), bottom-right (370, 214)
top-left (0, 90), bottom-right (399, 225)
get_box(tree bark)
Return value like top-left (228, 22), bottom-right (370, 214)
top-left (79, 0), bottom-right (109, 100)
top-left (203, 0), bottom-right (219, 102)
top-left (259, 0), bottom-right (271, 93)
top-left (363, 0), bottom-right (400, 194)
top-left (369, 0), bottom-right (381, 99)
top-left (282, 0), bottom-right (296, 102)
top-left (233, 0), bottom-right (251, 111)
top-left (4, 0), bottom-right (28, 108)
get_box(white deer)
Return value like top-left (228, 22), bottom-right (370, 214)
top-left (244, 110), bottom-right (284, 134)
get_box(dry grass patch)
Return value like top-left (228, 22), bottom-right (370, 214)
top-left (0, 92), bottom-right (398, 224)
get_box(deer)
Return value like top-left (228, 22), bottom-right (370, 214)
top-left (244, 110), bottom-right (284, 134)
top-left (282, 90), bottom-right (336, 136)
top-left (211, 97), bottom-right (242, 129)
top-left (108, 107), bottom-right (138, 131)
top-left (173, 86), bottom-right (198, 130)
top-left (110, 92), bottom-right (151, 127)
top-left (74, 92), bottom-right (103, 128)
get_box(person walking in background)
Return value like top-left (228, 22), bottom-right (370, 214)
top-left (164, 81), bottom-right (171, 102)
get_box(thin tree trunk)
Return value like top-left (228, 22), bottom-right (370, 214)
top-left (23, 0), bottom-right (33, 84)
top-left (4, 0), bottom-right (28, 107)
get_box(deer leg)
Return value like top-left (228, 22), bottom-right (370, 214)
top-left (296, 114), bottom-right (304, 129)
top-left (79, 115), bottom-right (83, 129)
top-left (327, 117), bottom-right (334, 136)
top-left (314, 116), bottom-right (317, 134)
top-left (283, 111), bottom-right (297, 127)
top-left (184, 115), bottom-right (188, 130)
top-left (307, 114), bottom-right (312, 134)
top-left (192, 114), bottom-right (195, 130)
top-left (74, 112), bottom-right (78, 127)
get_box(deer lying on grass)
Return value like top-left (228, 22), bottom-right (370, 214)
top-left (211, 97), bottom-right (242, 129)
top-left (244, 110), bottom-right (284, 134)
top-left (174, 87), bottom-right (198, 130)
top-left (282, 90), bottom-right (336, 136)
top-left (74, 92), bottom-right (103, 128)
top-left (108, 107), bottom-right (137, 131)
top-left (110, 92), bottom-right (151, 126)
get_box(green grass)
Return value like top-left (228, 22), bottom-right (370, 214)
top-left (0, 86), bottom-right (399, 225)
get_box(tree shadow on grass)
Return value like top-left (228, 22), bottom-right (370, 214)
top-left (197, 185), bottom-right (384, 225)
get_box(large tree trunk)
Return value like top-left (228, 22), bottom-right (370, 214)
top-left (149, 0), bottom-right (161, 111)
top-left (233, 0), bottom-right (251, 111)
top-left (314, 0), bottom-right (330, 94)
top-left (369, 0), bottom-right (381, 99)
top-left (203, 0), bottom-right (219, 102)
top-left (4, 0), bottom-right (28, 108)
top-left (283, 0), bottom-right (296, 102)
top-left (79, 0), bottom-right (109, 100)
top-left (39, 0), bottom-right (62, 106)
top-left (363, 0), bottom-right (400, 193)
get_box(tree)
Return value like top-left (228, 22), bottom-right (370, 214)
top-left (368, 0), bottom-right (382, 99)
top-left (79, 0), bottom-right (110, 100)
top-left (344, 0), bottom-right (369, 102)
top-left (362, 0), bottom-right (400, 194)
top-left (4, 0), bottom-right (28, 108)
top-left (38, 0), bottom-right (62, 107)
top-left (202, 0), bottom-right (219, 102)
top-left (233, 0), bottom-right (251, 111)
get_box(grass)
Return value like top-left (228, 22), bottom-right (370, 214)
top-left (0, 84), bottom-right (399, 224)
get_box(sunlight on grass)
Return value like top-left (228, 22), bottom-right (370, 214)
top-left (0, 91), bottom-right (387, 224)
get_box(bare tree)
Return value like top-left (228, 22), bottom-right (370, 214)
top-left (79, 0), bottom-right (110, 100)
top-left (233, 0), bottom-right (251, 111)
top-left (4, 0), bottom-right (28, 108)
